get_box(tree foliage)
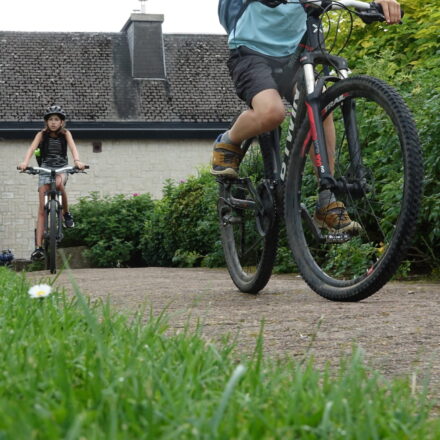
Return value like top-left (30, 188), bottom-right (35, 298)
top-left (326, 0), bottom-right (440, 70)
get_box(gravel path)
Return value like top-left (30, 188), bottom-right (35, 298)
top-left (28, 267), bottom-right (440, 396)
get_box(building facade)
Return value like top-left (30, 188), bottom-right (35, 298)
top-left (0, 13), bottom-right (245, 259)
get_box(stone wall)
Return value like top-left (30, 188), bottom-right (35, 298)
top-left (1, 138), bottom-right (212, 259)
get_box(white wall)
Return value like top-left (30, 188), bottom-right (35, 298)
top-left (1, 138), bottom-right (213, 259)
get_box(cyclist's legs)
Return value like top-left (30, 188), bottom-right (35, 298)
top-left (226, 49), bottom-right (288, 145)
top-left (36, 184), bottom-right (49, 248)
top-left (229, 89), bottom-right (285, 144)
top-left (56, 173), bottom-right (68, 214)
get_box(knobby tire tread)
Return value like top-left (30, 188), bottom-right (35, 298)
top-left (49, 199), bottom-right (57, 274)
top-left (284, 75), bottom-right (423, 301)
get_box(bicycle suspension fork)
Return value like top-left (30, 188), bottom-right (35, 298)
top-left (301, 51), bottom-right (350, 192)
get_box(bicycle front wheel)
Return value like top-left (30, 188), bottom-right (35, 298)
top-left (47, 199), bottom-right (58, 274)
top-left (284, 75), bottom-right (423, 301)
top-left (218, 136), bottom-right (280, 293)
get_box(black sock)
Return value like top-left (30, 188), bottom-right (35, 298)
top-left (317, 189), bottom-right (336, 210)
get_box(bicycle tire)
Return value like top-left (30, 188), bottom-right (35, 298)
top-left (218, 136), bottom-right (280, 293)
top-left (48, 199), bottom-right (58, 274)
top-left (284, 75), bottom-right (423, 301)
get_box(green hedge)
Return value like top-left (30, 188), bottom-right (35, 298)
top-left (139, 173), bottom-right (225, 268)
top-left (63, 192), bottom-right (155, 268)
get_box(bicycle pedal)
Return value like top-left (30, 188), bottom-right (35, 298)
top-left (222, 215), bottom-right (242, 226)
top-left (325, 233), bottom-right (352, 244)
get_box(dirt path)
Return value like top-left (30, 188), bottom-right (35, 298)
top-left (28, 267), bottom-right (440, 395)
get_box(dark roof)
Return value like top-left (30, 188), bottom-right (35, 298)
top-left (0, 30), bottom-right (245, 137)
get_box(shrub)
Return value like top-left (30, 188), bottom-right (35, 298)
top-left (140, 171), bottom-right (225, 267)
top-left (321, 5), bottom-right (440, 274)
top-left (349, 53), bottom-right (440, 273)
top-left (63, 192), bottom-right (154, 268)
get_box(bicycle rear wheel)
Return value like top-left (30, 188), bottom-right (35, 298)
top-left (218, 135), bottom-right (279, 293)
top-left (284, 75), bottom-right (423, 301)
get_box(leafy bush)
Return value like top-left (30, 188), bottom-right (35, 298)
top-left (140, 170), bottom-right (225, 268)
top-left (326, 0), bottom-right (440, 71)
top-left (63, 192), bottom-right (154, 268)
top-left (323, 4), bottom-right (440, 274)
top-left (347, 54), bottom-right (440, 273)
top-left (273, 245), bottom-right (297, 274)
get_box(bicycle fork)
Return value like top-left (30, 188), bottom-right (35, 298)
top-left (298, 53), bottom-right (371, 243)
top-left (301, 51), bottom-right (369, 199)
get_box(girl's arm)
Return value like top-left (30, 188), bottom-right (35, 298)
top-left (18, 131), bottom-right (43, 170)
top-left (65, 130), bottom-right (85, 170)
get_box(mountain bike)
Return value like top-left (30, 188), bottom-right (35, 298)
top-left (216, 0), bottom-right (423, 301)
top-left (19, 165), bottom-right (89, 274)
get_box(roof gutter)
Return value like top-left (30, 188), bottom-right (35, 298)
top-left (0, 121), bottom-right (230, 140)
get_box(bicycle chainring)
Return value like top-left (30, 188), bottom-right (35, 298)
top-left (256, 180), bottom-right (276, 237)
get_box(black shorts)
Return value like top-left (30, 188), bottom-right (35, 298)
top-left (227, 46), bottom-right (297, 107)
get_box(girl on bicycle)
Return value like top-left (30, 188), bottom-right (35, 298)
top-left (212, 0), bottom-right (401, 233)
top-left (18, 105), bottom-right (85, 261)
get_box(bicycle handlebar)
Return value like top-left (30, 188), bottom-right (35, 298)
top-left (300, 0), bottom-right (403, 23)
top-left (17, 165), bottom-right (90, 175)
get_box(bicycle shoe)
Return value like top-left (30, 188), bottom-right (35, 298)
top-left (31, 247), bottom-right (45, 261)
top-left (210, 133), bottom-right (243, 178)
top-left (314, 201), bottom-right (362, 234)
top-left (64, 212), bottom-right (75, 228)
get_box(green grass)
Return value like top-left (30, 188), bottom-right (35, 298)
top-left (0, 267), bottom-right (439, 439)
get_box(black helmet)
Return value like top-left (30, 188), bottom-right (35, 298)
top-left (44, 105), bottom-right (66, 120)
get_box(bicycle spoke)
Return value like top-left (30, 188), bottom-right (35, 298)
top-left (285, 76), bottom-right (422, 300)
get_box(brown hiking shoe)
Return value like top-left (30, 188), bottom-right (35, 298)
top-left (314, 201), bottom-right (362, 234)
top-left (210, 134), bottom-right (243, 178)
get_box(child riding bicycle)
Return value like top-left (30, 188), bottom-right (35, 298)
top-left (17, 105), bottom-right (85, 261)
top-left (212, 0), bottom-right (401, 233)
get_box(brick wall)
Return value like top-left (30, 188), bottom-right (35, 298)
top-left (1, 138), bottom-right (212, 259)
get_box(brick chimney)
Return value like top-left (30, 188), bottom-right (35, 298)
top-left (121, 13), bottom-right (166, 80)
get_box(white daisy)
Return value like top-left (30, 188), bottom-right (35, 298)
top-left (28, 284), bottom-right (52, 299)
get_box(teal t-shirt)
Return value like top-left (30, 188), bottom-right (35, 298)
top-left (228, 2), bottom-right (307, 57)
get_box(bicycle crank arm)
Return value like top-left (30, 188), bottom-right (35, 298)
top-left (221, 214), bottom-right (243, 226)
top-left (219, 196), bottom-right (256, 211)
top-left (300, 203), bottom-right (326, 243)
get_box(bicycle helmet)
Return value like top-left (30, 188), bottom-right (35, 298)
top-left (44, 105), bottom-right (66, 120)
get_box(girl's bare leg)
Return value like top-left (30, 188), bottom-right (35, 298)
top-left (36, 185), bottom-right (48, 247)
top-left (56, 174), bottom-right (68, 214)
